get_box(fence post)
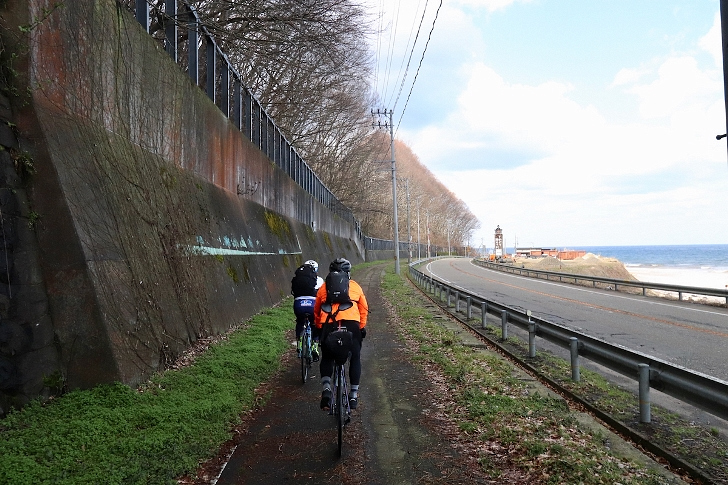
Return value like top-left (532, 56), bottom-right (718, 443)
top-left (187, 8), bottom-right (199, 86)
top-left (570, 337), bottom-right (580, 381)
top-left (639, 364), bottom-right (651, 423)
top-left (481, 302), bottom-right (487, 329)
top-left (164, 0), bottom-right (177, 61)
top-left (501, 310), bottom-right (508, 340)
top-left (136, 0), bottom-right (149, 31)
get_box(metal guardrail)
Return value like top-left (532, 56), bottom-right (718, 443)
top-left (408, 261), bottom-right (728, 422)
top-left (473, 259), bottom-right (728, 305)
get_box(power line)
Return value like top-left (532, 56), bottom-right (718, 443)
top-left (396, 0), bottom-right (442, 134)
top-left (373, 0), bottom-right (384, 97)
top-left (381, 0), bottom-right (402, 104)
top-left (391, 0), bottom-right (430, 112)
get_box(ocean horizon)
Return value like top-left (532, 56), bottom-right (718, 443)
top-left (567, 244), bottom-right (728, 272)
top-left (496, 244), bottom-right (728, 289)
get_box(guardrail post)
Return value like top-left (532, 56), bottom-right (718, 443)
top-left (466, 297), bottom-right (472, 319)
top-left (446, 288), bottom-right (451, 307)
top-left (527, 311), bottom-right (536, 358)
top-left (678, 291), bottom-right (683, 301)
top-left (639, 363), bottom-right (651, 423)
top-left (455, 291), bottom-right (460, 312)
top-left (570, 337), bottom-right (580, 381)
top-left (501, 310), bottom-right (508, 340)
top-left (481, 302), bottom-right (487, 329)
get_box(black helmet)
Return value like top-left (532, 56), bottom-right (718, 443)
top-left (329, 257), bottom-right (351, 273)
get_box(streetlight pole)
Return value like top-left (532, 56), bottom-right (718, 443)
top-left (372, 109), bottom-right (400, 274)
top-left (720, 0), bottom-right (728, 162)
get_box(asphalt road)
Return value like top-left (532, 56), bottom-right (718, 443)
top-left (423, 258), bottom-right (728, 381)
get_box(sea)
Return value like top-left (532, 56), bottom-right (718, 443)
top-left (567, 244), bottom-right (728, 271)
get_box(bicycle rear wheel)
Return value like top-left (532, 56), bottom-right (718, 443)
top-left (300, 332), bottom-right (310, 383)
top-left (336, 366), bottom-right (345, 456)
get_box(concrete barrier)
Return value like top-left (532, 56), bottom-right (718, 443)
top-left (0, 0), bottom-right (363, 412)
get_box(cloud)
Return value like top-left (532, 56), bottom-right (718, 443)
top-left (453, 0), bottom-right (534, 13)
top-left (699, 12), bottom-right (723, 69)
top-left (611, 67), bottom-right (651, 87)
top-left (394, 2), bottom-right (728, 246)
top-left (627, 56), bottom-right (719, 119)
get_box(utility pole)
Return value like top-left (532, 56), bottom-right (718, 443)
top-left (372, 109), bottom-right (399, 274)
top-left (416, 199), bottom-right (421, 260)
top-left (406, 178), bottom-right (411, 266)
top-left (447, 223), bottom-right (451, 256)
top-left (426, 210), bottom-right (430, 258)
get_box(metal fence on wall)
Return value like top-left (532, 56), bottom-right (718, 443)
top-left (125, 0), bottom-right (357, 229)
top-left (363, 236), bottom-right (449, 257)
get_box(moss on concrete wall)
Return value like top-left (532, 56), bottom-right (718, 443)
top-left (0, 0), bottom-right (364, 412)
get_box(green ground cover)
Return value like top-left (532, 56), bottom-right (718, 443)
top-left (0, 304), bottom-right (292, 484)
top-left (381, 265), bottom-right (673, 484)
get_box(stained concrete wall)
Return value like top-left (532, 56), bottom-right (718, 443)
top-left (0, 0), bottom-right (364, 413)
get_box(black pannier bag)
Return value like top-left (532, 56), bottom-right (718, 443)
top-left (324, 329), bottom-right (353, 365)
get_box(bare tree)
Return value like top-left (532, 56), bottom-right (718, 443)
top-left (145, 0), bottom-right (479, 243)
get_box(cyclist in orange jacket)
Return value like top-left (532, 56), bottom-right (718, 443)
top-left (313, 258), bottom-right (368, 410)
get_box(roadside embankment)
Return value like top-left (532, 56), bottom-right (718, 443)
top-left (513, 253), bottom-right (637, 280)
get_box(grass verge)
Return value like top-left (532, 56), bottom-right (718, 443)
top-left (497, 329), bottom-right (728, 483)
top-left (0, 303), bottom-right (293, 485)
top-left (381, 264), bottom-right (675, 484)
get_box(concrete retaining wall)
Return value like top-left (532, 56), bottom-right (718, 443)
top-left (0, 0), bottom-right (363, 413)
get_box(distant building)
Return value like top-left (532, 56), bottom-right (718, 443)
top-left (515, 247), bottom-right (586, 260)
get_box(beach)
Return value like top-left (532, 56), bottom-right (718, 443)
top-left (514, 253), bottom-right (728, 305)
top-left (626, 265), bottom-right (728, 291)
top-left (626, 265), bottom-right (728, 305)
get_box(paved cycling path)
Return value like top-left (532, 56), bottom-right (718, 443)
top-left (214, 263), bottom-right (494, 484)
top-left (212, 262), bottom-right (682, 484)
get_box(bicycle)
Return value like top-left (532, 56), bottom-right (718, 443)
top-left (299, 314), bottom-right (313, 383)
top-left (326, 328), bottom-right (353, 457)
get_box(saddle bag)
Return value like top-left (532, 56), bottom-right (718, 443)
top-left (324, 329), bottom-right (353, 365)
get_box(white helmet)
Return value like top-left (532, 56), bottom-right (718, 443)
top-left (304, 259), bottom-right (318, 272)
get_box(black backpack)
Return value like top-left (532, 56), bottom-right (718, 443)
top-left (291, 264), bottom-right (317, 297)
top-left (325, 270), bottom-right (351, 305)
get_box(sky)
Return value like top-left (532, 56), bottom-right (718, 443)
top-left (369, 0), bottom-right (728, 248)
